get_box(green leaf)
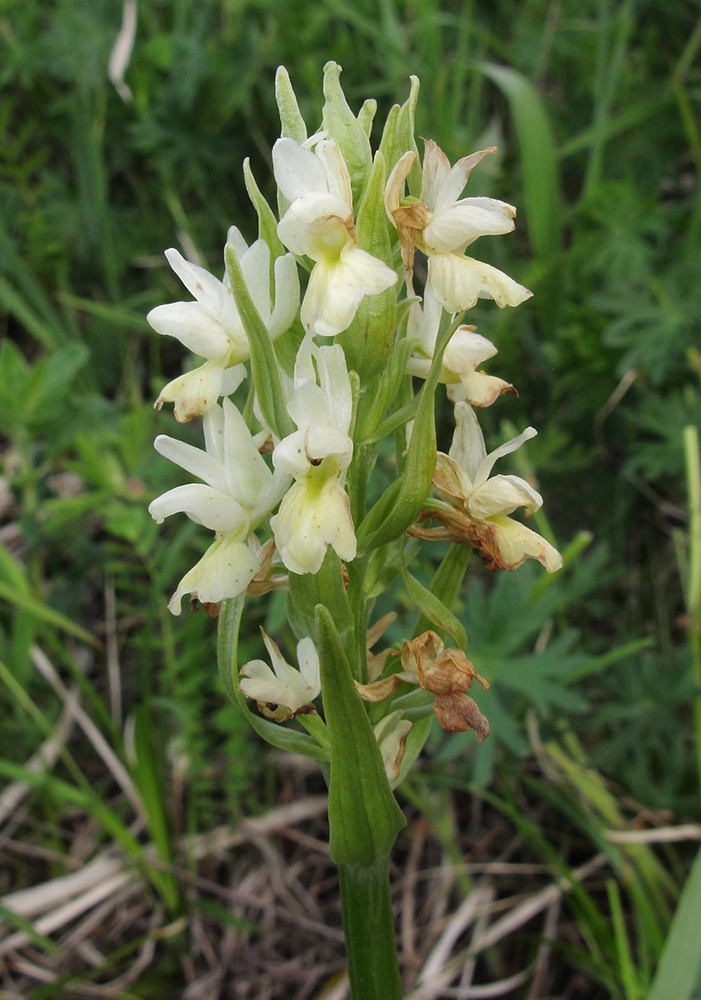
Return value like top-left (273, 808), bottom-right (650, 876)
top-left (400, 549), bottom-right (468, 650)
top-left (288, 549), bottom-right (356, 664)
top-left (315, 603), bottom-right (405, 866)
top-left (412, 544), bottom-right (471, 641)
top-left (243, 157), bottom-right (285, 262)
top-left (224, 243), bottom-right (293, 441)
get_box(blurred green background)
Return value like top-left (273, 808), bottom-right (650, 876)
top-left (2, 0), bottom-right (701, 996)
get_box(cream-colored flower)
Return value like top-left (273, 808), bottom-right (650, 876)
top-left (421, 401), bottom-right (562, 573)
top-left (385, 140), bottom-right (531, 313)
top-left (271, 335), bottom-right (356, 574)
top-left (149, 398), bottom-right (289, 613)
top-left (239, 630), bottom-right (320, 721)
top-left (406, 283), bottom-right (516, 406)
top-left (148, 228), bottom-right (298, 421)
top-left (274, 137), bottom-right (397, 336)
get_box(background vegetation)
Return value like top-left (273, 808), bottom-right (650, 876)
top-left (1, 0), bottom-right (700, 996)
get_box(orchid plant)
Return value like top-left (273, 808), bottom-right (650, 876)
top-left (147, 62), bottom-right (562, 1000)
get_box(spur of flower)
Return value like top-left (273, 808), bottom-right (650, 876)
top-left (271, 334), bottom-right (356, 575)
top-left (413, 401), bottom-right (562, 572)
top-left (385, 139), bottom-right (532, 313)
top-left (273, 136), bottom-right (397, 336)
top-left (148, 227), bottom-right (299, 421)
top-left (239, 630), bottom-right (321, 722)
top-left (149, 398), bottom-right (289, 613)
top-left (406, 283), bottom-right (516, 406)
top-left (355, 630), bottom-right (490, 739)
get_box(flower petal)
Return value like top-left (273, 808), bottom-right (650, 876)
top-left (447, 402), bottom-right (487, 483)
top-left (168, 531), bottom-right (261, 614)
top-left (444, 328), bottom-right (497, 371)
top-left (149, 484), bottom-right (249, 533)
top-left (472, 423), bottom-right (537, 488)
top-left (424, 199), bottom-right (516, 254)
top-left (147, 301), bottom-right (231, 359)
top-left (456, 370), bottom-right (517, 408)
top-left (154, 433), bottom-right (228, 492)
top-left (467, 513), bottom-right (563, 573)
top-left (468, 474), bottom-right (543, 520)
top-left (164, 248), bottom-right (227, 317)
top-left (154, 362), bottom-right (227, 423)
top-left (268, 253), bottom-right (301, 340)
top-left (273, 137), bottom-right (330, 203)
top-left (428, 253), bottom-right (533, 312)
top-left (431, 146), bottom-right (497, 212)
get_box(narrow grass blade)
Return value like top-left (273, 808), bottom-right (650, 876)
top-left (477, 62), bottom-right (563, 260)
top-left (0, 580), bottom-right (101, 649)
top-left (649, 844), bottom-right (701, 1000)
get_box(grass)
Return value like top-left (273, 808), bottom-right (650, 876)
top-left (1, 0), bottom-right (701, 995)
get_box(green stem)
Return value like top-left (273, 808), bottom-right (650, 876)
top-left (339, 862), bottom-right (403, 1000)
top-left (683, 425), bottom-right (701, 793)
top-left (315, 603), bottom-right (406, 998)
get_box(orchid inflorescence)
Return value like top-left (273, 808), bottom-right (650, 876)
top-left (147, 62), bottom-right (562, 782)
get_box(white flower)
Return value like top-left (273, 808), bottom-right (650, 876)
top-left (239, 630), bottom-right (320, 721)
top-left (428, 401), bottom-right (562, 572)
top-left (406, 283), bottom-right (516, 406)
top-left (385, 140), bottom-right (532, 313)
top-left (273, 137), bottom-right (397, 336)
top-left (149, 398), bottom-right (289, 613)
top-left (148, 228), bottom-right (299, 421)
top-left (271, 334), bottom-right (356, 574)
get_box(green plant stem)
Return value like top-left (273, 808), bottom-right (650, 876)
top-left (315, 603), bottom-right (405, 999)
top-left (338, 861), bottom-right (403, 1000)
top-left (683, 425), bottom-right (701, 793)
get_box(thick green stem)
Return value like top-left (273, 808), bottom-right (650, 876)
top-left (339, 861), bottom-right (403, 1000)
top-left (315, 603), bottom-right (406, 998)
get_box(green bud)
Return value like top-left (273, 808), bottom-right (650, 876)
top-left (275, 66), bottom-right (308, 220)
top-left (336, 151), bottom-right (398, 383)
top-left (275, 65), bottom-right (307, 143)
top-left (379, 75), bottom-right (422, 196)
top-left (358, 98), bottom-right (377, 138)
top-left (321, 61), bottom-right (372, 207)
